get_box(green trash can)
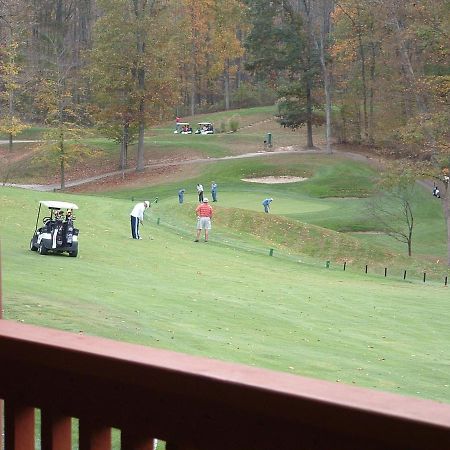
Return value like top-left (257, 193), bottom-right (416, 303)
top-left (266, 132), bottom-right (272, 148)
top-left (326, 260), bottom-right (330, 268)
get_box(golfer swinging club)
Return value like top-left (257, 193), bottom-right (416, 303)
top-left (130, 200), bottom-right (150, 239)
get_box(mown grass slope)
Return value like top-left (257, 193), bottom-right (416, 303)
top-left (1, 106), bottom-right (449, 408)
top-left (99, 152), bottom-right (447, 274)
top-left (1, 184), bottom-right (450, 404)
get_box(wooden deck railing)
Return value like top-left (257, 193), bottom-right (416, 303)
top-left (0, 320), bottom-right (450, 450)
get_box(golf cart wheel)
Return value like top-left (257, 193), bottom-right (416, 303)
top-left (69, 248), bottom-right (78, 257)
top-left (38, 242), bottom-right (48, 255)
top-left (30, 238), bottom-right (38, 252)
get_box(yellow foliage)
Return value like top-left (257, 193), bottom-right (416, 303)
top-left (0, 116), bottom-right (30, 136)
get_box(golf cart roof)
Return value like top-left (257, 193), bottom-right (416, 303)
top-left (198, 122), bottom-right (212, 125)
top-left (39, 200), bottom-right (79, 210)
top-left (177, 122), bottom-right (190, 126)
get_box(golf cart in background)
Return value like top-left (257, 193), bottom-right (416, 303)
top-left (195, 122), bottom-right (214, 135)
top-left (174, 122), bottom-right (193, 134)
top-left (30, 201), bottom-right (79, 257)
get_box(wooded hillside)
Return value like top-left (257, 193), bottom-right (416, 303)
top-left (0, 0), bottom-right (448, 158)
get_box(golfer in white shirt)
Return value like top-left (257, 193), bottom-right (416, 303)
top-left (130, 200), bottom-right (150, 239)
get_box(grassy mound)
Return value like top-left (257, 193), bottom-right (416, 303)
top-left (214, 206), bottom-right (393, 262)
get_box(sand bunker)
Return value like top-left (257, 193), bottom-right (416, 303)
top-left (241, 176), bottom-right (308, 184)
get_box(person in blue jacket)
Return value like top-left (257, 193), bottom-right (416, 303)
top-left (211, 181), bottom-right (218, 202)
top-left (178, 189), bottom-right (186, 204)
top-left (262, 198), bottom-right (273, 213)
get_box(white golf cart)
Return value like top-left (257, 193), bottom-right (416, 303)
top-left (195, 122), bottom-right (214, 135)
top-left (30, 200), bottom-right (79, 257)
top-left (174, 122), bottom-right (193, 134)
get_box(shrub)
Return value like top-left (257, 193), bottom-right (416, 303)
top-left (228, 116), bottom-right (240, 132)
top-left (231, 82), bottom-right (277, 108)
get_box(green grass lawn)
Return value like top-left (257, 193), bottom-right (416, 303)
top-left (1, 180), bottom-right (450, 405)
top-left (3, 106), bottom-right (449, 450)
top-left (0, 125), bottom-right (48, 140)
top-left (2, 106), bottom-right (314, 183)
top-left (99, 153), bottom-right (447, 274)
top-left (1, 106), bottom-right (449, 413)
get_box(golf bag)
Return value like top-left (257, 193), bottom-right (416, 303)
top-left (65, 218), bottom-right (74, 244)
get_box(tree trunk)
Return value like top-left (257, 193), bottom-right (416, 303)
top-left (303, 0), bottom-right (314, 149)
top-left (224, 63), bottom-right (230, 111)
top-left (368, 42), bottom-right (376, 145)
top-left (323, 72), bottom-right (332, 153)
top-left (357, 31), bottom-right (369, 142)
top-left (59, 130), bottom-right (65, 190)
top-left (136, 106), bottom-right (145, 171)
top-left (135, 2), bottom-right (146, 172)
top-left (190, 79), bottom-right (196, 117)
top-left (340, 106), bottom-right (347, 143)
top-left (339, 5), bottom-right (369, 142)
top-left (305, 77), bottom-right (314, 148)
top-left (120, 121), bottom-right (129, 171)
top-left (8, 90), bottom-right (14, 153)
top-left (393, 17), bottom-right (428, 115)
top-left (405, 200), bottom-right (413, 257)
top-left (319, 33), bottom-right (333, 153)
top-left (316, 0), bottom-right (333, 154)
top-left (354, 103), bottom-right (362, 144)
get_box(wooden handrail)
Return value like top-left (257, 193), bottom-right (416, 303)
top-left (0, 320), bottom-right (450, 449)
top-left (0, 242), bottom-right (3, 450)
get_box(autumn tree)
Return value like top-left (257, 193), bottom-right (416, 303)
top-left (0, 0), bottom-right (30, 144)
top-left (0, 1), bottom-right (32, 184)
top-left (311, 0), bottom-right (334, 154)
top-left (0, 40), bottom-right (29, 151)
top-left (176, 0), bottom-right (216, 116)
top-left (33, 77), bottom-right (95, 190)
top-left (245, 0), bottom-right (323, 148)
top-left (332, 0), bottom-right (380, 145)
top-left (368, 171), bottom-right (417, 257)
top-left (208, 0), bottom-right (246, 110)
top-left (363, 1), bottom-right (449, 262)
top-left (90, 0), bottom-right (180, 172)
top-left (89, 0), bottom-right (141, 171)
top-left (282, 0), bottom-right (334, 152)
top-left (25, 0), bottom-right (93, 189)
top-left (332, 0), bottom-right (448, 154)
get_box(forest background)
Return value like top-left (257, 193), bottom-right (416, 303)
top-left (0, 0), bottom-right (448, 170)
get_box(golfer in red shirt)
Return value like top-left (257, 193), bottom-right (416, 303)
top-left (195, 198), bottom-right (213, 242)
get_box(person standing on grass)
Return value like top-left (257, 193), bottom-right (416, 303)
top-left (178, 188), bottom-right (186, 204)
top-left (130, 200), bottom-right (150, 239)
top-left (211, 181), bottom-right (218, 202)
top-left (262, 197), bottom-right (273, 213)
top-left (195, 198), bottom-right (213, 242)
top-left (197, 183), bottom-right (204, 202)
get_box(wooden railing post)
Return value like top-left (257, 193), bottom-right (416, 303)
top-left (121, 429), bottom-right (156, 450)
top-left (1, 321), bottom-right (450, 450)
top-left (4, 401), bottom-right (35, 450)
top-left (41, 409), bottom-right (72, 450)
top-left (0, 241), bottom-right (3, 450)
top-left (79, 418), bottom-right (111, 450)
